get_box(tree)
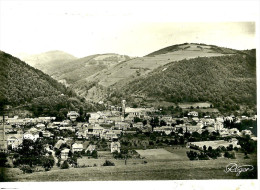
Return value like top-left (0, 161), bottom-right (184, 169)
top-left (0, 152), bottom-right (7, 167)
top-left (178, 127), bottom-right (183, 134)
top-left (103, 160), bottom-right (115, 166)
top-left (201, 130), bottom-right (209, 140)
top-left (61, 160), bottom-right (69, 169)
top-left (91, 150), bottom-right (98, 159)
top-left (42, 155), bottom-right (55, 171)
top-left (150, 117), bottom-right (159, 128)
top-left (39, 131), bottom-right (43, 138)
top-left (160, 120), bottom-right (167, 126)
top-left (134, 117), bottom-right (142, 123)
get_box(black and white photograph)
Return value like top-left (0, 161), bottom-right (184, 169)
top-left (0, 0), bottom-right (259, 189)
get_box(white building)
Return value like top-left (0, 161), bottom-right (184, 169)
top-left (61, 148), bottom-right (70, 160)
top-left (111, 142), bottom-right (121, 153)
top-left (67, 111), bottom-right (80, 121)
top-left (72, 143), bottom-right (83, 153)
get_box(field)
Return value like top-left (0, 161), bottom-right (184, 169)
top-left (136, 148), bottom-right (186, 160)
top-left (1, 147), bottom-right (257, 181)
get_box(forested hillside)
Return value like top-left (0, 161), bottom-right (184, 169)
top-left (117, 50), bottom-right (256, 113)
top-left (0, 51), bottom-right (102, 119)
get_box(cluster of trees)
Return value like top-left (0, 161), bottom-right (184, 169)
top-left (187, 145), bottom-right (236, 160)
top-left (112, 149), bottom-right (132, 159)
top-left (124, 51), bottom-right (256, 114)
top-left (238, 136), bottom-right (257, 154)
top-left (83, 150), bottom-right (98, 159)
top-left (12, 139), bottom-right (55, 172)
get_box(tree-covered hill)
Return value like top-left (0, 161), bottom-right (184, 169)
top-left (119, 50), bottom-right (256, 113)
top-left (0, 51), bottom-right (102, 119)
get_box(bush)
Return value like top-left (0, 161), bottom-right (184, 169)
top-left (227, 144), bottom-right (233, 151)
top-left (198, 152), bottom-right (209, 160)
top-left (20, 165), bottom-right (34, 174)
top-left (92, 150), bottom-right (98, 159)
top-left (61, 161), bottom-right (69, 169)
top-left (224, 151), bottom-right (236, 159)
top-left (103, 160), bottom-right (115, 166)
top-left (186, 150), bottom-right (198, 160)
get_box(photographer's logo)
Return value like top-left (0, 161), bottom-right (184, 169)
top-left (225, 163), bottom-right (254, 176)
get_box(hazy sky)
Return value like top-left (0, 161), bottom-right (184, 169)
top-left (0, 0), bottom-right (258, 58)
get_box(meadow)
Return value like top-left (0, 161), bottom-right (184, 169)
top-left (2, 147), bottom-right (257, 181)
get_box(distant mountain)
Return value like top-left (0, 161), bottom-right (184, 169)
top-left (0, 51), bottom-right (102, 119)
top-left (118, 49), bottom-right (256, 113)
top-left (146, 43), bottom-right (239, 56)
top-left (18, 50), bottom-right (77, 75)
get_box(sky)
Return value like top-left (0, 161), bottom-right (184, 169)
top-left (0, 0), bottom-right (259, 58)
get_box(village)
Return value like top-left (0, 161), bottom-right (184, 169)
top-left (0, 100), bottom-right (257, 174)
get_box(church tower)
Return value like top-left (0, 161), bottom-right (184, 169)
top-left (121, 100), bottom-right (126, 117)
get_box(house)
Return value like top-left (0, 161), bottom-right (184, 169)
top-left (36, 123), bottom-right (45, 130)
top-left (124, 107), bottom-right (154, 119)
top-left (7, 136), bottom-right (22, 149)
top-left (54, 139), bottom-right (66, 149)
top-left (219, 128), bottom-right (230, 137)
top-left (214, 121), bottom-right (224, 131)
top-left (85, 145), bottom-right (96, 153)
top-left (133, 122), bottom-right (143, 129)
top-left (111, 141), bottom-right (121, 153)
top-left (60, 120), bottom-right (71, 127)
top-left (38, 117), bottom-right (53, 123)
top-left (89, 112), bottom-right (101, 123)
top-left (114, 122), bottom-right (130, 130)
top-left (111, 129), bottom-right (122, 136)
top-left (72, 143), bottom-right (83, 153)
top-left (76, 131), bottom-right (86, 139)
top-left (216, 117), bottom-right (224, 123)
top-left (42, 131), bottom-right (54, 138)
top-left (187, 111), bottom-right (198, 117)
top-left (229, 128), bottom-right (240, 135)
top-left (61, 148), bottom-right (70, 160)
top-left (67, 111), bottom-right (80, 121)
top-left (192, 117), bottom-right (199, 123)
top-left (241, 130), bottom-right (252, 136)
top-left (23, 133), bottom-right (39, 141)
top-left (101, 131), bottom-right (118, 141)
top-left (160, 116), bottom-right (172, 122)
top-left (141, 125), bottom-right (153, 133)
top-left (85, 124), bottom-right (104, 136)
top-left (153, 126), bottom-right (174, 135)
top-left (201, 118), bottom-right (215, 126)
